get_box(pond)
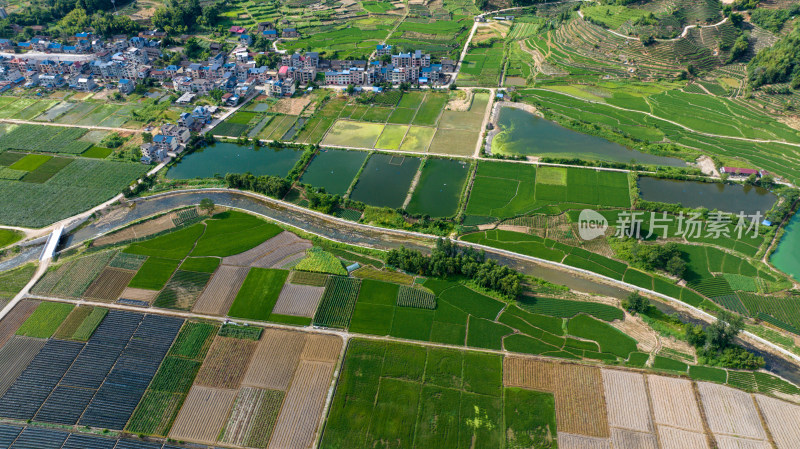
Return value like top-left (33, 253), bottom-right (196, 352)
top-left (771, 212), bottom-right (800, 281)
top-left (166, 142), bottom-right (302, 180)
top-left (300, 149), bottom-right (368, 195)
top-left (638, 177), bottom-right (777, 216)
top-left (491, 107), bottom-right (687, 167)
top-left (349, 153), bottom-right (421, 209)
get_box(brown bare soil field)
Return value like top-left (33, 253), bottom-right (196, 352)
top-left (557, 433), bottom-right (611, 449)
top-left (755, 395), bottom-right (800, 449)
top-left (697, 382), bottom-right (766, 440)
top-left (554, 363), bottom-right (609, 437)
top-left (53, 306), bottom-right (92, 340)
top-left (195, 337), bottom-right (258, 389)
top-left (610, 428), bottom-right (658, 449)
top-left (222, 232), bottom-right (306, 266)
top-left (647, 375), bottom-right (704, 432)
top-left (272, 284), bottom-right (326, 317)
top-left (715, 436), bottom-right (772, 449)
top-left (602, 369), bottom-right (653, 433)
top-left (268, 360), bottom-right (334, 449)
top-left (169, 386), bottom-right (237, 445)
top-left (252, 242), bottom-right (312, 268)
top-left (220, 387), bottom-right (268, 447)
top-left (83, 267), bottom-right (135, 301)
top-left (611, 316), bottom-right (658, 353)
top-left (192, 266), bottom-right (249, 315)
top-left (92, 212), bottom-right (177, 247)
top-left (276, 252), bottom-right (306, 269)
top-left (503, 356), bottom-right (556, 391)
top-left (0, 336), bottom-right (46, 396)
top-left (119, 287), bottom-right (158, 303)
top-left (242, 329), bottom-right (306, 390)
top-left (271, 97), bottom-right (311, 115)
top-left (656, 426), bottom-right (710, 449)
top-left (300, 334), bottom-right (342, 363)
top-left (0, 300), bottom-right (39, 347)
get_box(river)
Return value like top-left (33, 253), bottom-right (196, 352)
top-left (48, 189), bottom-right (800, 385)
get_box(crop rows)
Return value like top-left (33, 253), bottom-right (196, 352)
top-left (109, 252), bottom-right (148, 271)
top-left (689, 277), bottom-right (734, 298)
top-left (313, 277), bottom-right (361, 328)
top-left (153, 270), bottom-right (212, 311)
top-left (83, 267), bottom-right (136, 302)
top-left (15, 302), bottom-right (74, 339)
top-left (288, 270), bottom-right (329, 286)
top-left (518, 297), bottom-right (623, 321)
top-left (0, 336), bottom-right (47, 398)
top-left (53, 306), bottom-right (93, 340)
top-left (0, 124), bottom-right (91, 154)
top-left (272, 283), bottom-right (326, 317)
top-left (195, 336), bottom-right (258, 389)
top-left (33, 251), bottom-right (115, 298)
top-left (396, 285), bottom-right (437, 310)
top-left (295, 248), bottom-right (347, 275)
top-left (0, 339), bottom-right (85, 420)
top-left (78, 314), bottom-right (184, 430)
top-left (219, 323), bottom-right (263, 340)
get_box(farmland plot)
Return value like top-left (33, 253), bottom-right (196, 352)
top-left (313, 276), bottom-right (361, 328)
top-left (268, 360), bottom-right (335, 449)
top-left (195, 336), bottom-right (258, 389)
top-left (118, 287), bottom-right (158, 304)
top-left (554, 363), bottom-right (609, 437)
top-left (647, 375), bottom-right (705, 432)
top-left (242, 329), bottom-right (306, 390)
top-left (656, 426), bottom-right (710, 449)
top-left (300, 334), bottom-right (342, 363)
top-left (557, 433), bottom-right (611, 449)
top-left (220, 387), bottom-right (283, 447)
top-left (153, 270), bottom-right (212, 310)
top-left (272, 283), bottom-right (326, 317)
top-left (754, 395), bottom-right (800, 449)
top-left (83, 267), bottom-right (136, 302)
top-left (610, 428), bottom-right (658, 449)
top-left (0, 336), bottom-right (46, 397)
top-left (602, 369), bottom-right (653, 433)
top-left (0, 300), bottom-right (39, 347)
top-left (192, 265), bottom-right (249, 315)
top-left (503, 356), bottom-right (556, 391)
top-left (222, 231), bottom-right (309, 267)
top-left (697, 382), bottom-right (766, 440)
top-left (169, 386), bottom-right (238, 445)
top-left (714, 436), bottom-right (771, 449)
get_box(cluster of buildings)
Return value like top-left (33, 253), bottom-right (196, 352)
top-left (140, 106), bottom-right (213, 164)
top-left (324, 46), bottom-right (453, 86)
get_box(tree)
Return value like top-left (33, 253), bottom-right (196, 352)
top-left (142, 132), bottom-right (153, 143)
top-left (345, 84), bottom-right (356, 95)
top-left (706, 310), bottom-right (744, 351)
top-left (665, 255), bottom-right (686, 278)
top-left (622, 292), bottom-right (649, 315)
top-left (199, 198), bottom-right (215, 215)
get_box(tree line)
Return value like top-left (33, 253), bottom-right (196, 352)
top-left (386, 238), bottom-right (523, 298)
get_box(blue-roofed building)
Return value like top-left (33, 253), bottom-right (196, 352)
top-left (263, 29), bottom-right (278, 39)
top-left (118, 78), bottom-right (134, 94)
top-left (376, 44), bottom-right (392, 56)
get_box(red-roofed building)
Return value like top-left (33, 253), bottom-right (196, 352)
top-left (229, 26), bottom-right (246, 34)
top-left (721, 167), bottom-right (767, 178)
top-left (278, 65), bottom-right (289, 78)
